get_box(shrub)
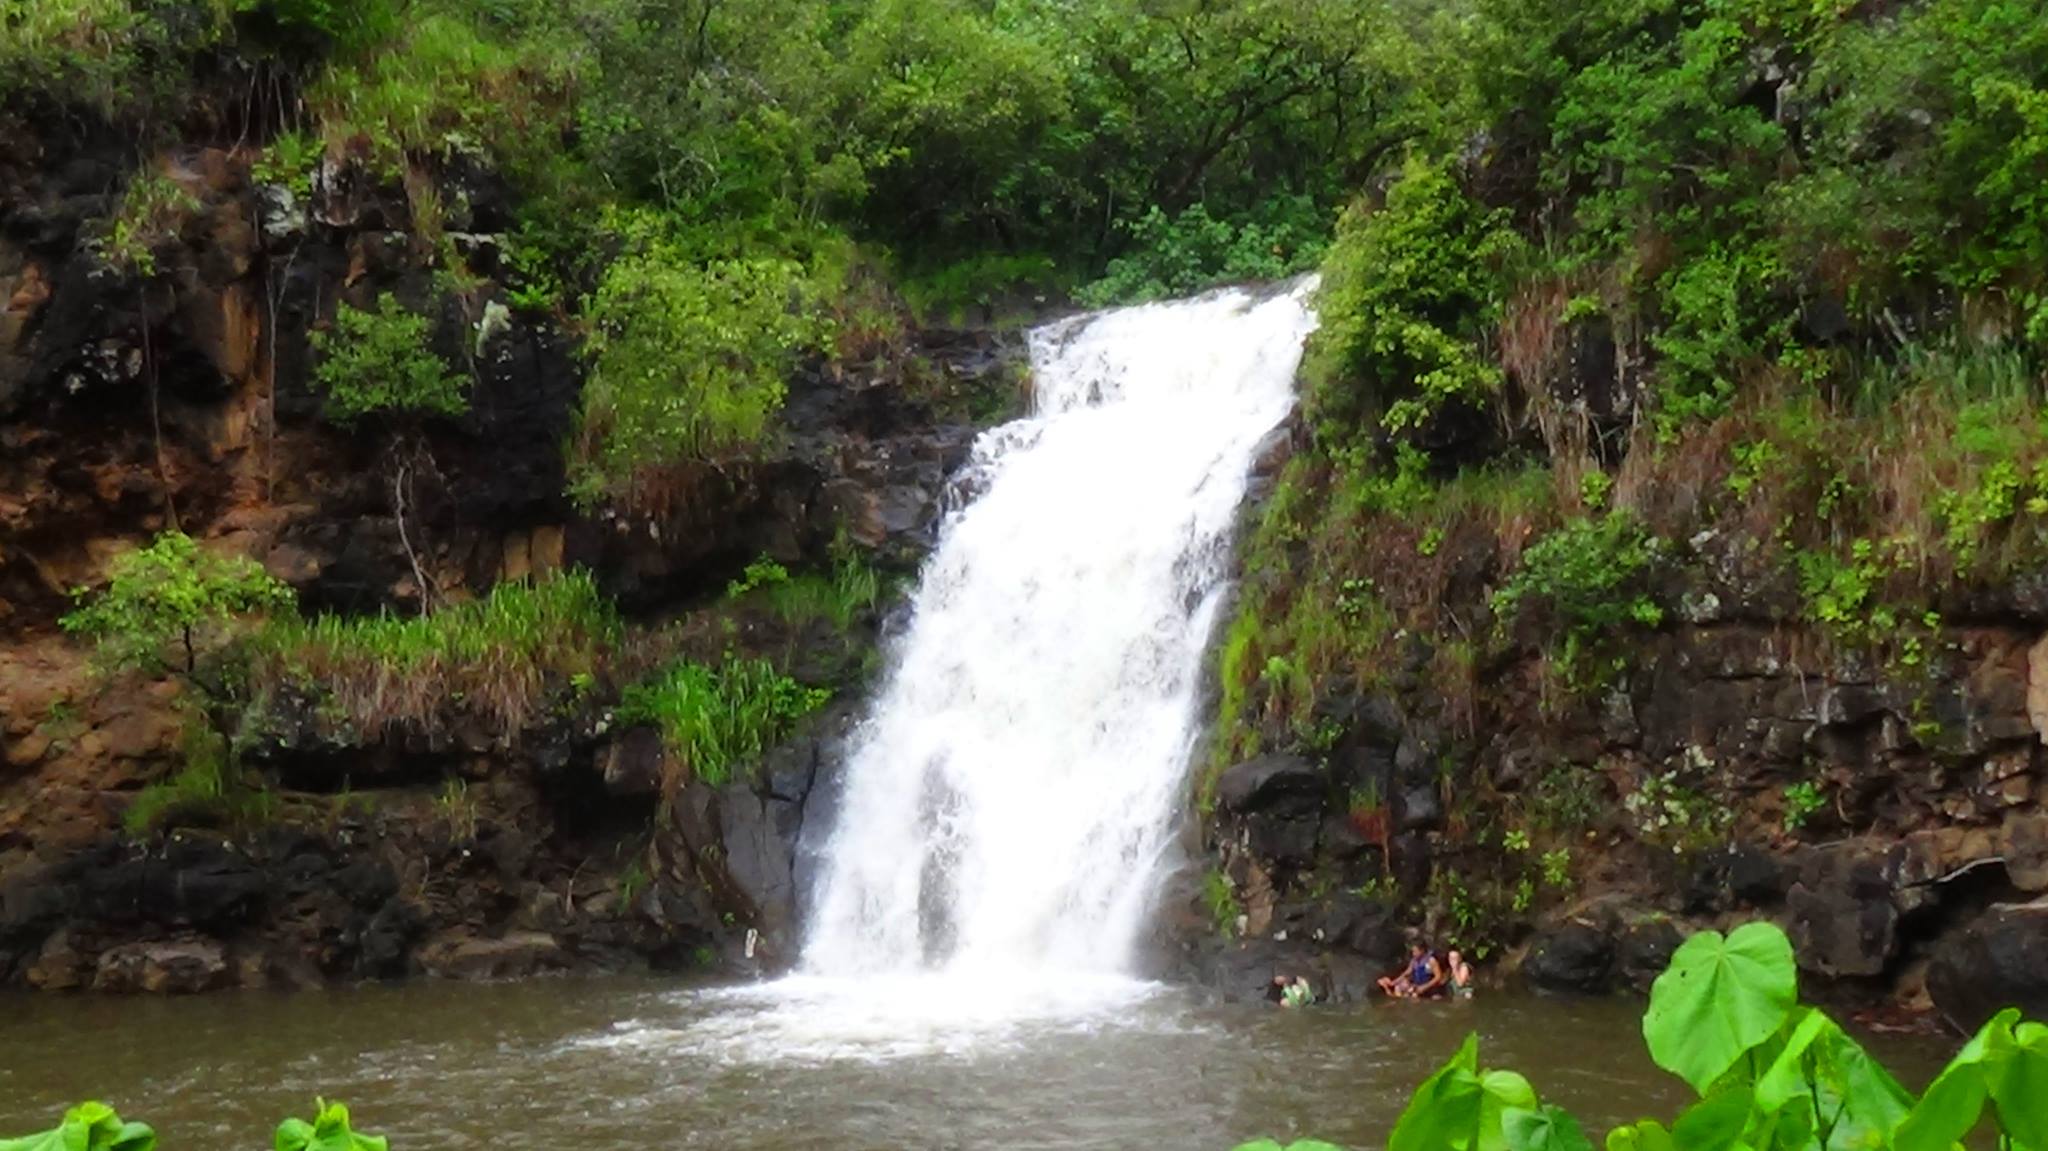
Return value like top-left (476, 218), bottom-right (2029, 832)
top-left (568, 237), bottom-right (826, 509)
top-left (1074, 196), bottom-right (1329, 307)
top-left (616, 655), bottom-right (829, 786)
top-left (1302, 155), bottom-right (1517, 444)
top-left (310, 294), bottom-right (469, 423)
top-left (89, 170), bottom-right (201, 280)
top-left (1491, 511), bottom-right (1664, 679)
top-left (62, 532), bottom-right (295, 679)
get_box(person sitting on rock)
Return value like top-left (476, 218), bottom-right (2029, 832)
top-left (1446, 949), bottom-right (1475, 1000)
top-left (1379, 941), bottom-right (1444, 999)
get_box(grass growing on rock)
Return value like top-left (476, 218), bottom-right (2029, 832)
top-left (616, 655), bottom-right (830, 786)
top-left (257, 570), bottom-right (621, 734)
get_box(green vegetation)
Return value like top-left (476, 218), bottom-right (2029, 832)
top-left (1304, 155), bottom-right (1517, 441)
top-left (1781, 781), bottom-right (1826, 833)
top-left (1491, 512), bottom-right (1665, 684)
top-left (0, 1101), bottom-right (154, 1151)
top-left (616, 655), bottom-right (830, 786)
top-left (3, 1099), bottom-right (384, 1151)
top-left (275, 1100), bottom-right (386, 1151)
top-left (89, 171), bottom-right (199, 279)
top-left (725, 552), bottom-right (885, 632)
top-left (568, 229), bottom-right (828, 508)
top-left (257, 570), bottom-right (619, 733)
top-left (1237, 921), bottom-right (2048, 1150)
top-left (61, 532), bottom-right (296, 834)
top-left (310, 294), bottom-right (469, 424)
top-left (1202, 869), bottom-right (1243, 938)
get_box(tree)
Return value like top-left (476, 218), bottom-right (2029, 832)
top-left (62, 532), bottom-right (296, 832)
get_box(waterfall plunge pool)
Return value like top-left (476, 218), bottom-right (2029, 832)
top-left (6, 974), bottom-right (1956, 1149)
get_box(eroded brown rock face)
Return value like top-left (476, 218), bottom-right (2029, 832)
top-left (0, 115), bottom-right (1020, 992)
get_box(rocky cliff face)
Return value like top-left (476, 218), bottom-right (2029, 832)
top-left (1166, 405), bottom-right (2048, 1032)
top-left (0, 120), bottom-right (1021, 992)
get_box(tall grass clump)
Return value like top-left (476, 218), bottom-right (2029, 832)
top-left (616, 656), bottom-right (830, 786)
top-left (258, 570), bottom-right (620, 733)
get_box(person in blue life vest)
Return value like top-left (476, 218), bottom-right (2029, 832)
top-left (1378, 941), bottom-right (1446, 999)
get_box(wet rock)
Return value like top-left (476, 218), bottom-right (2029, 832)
top-left (1521, 920), bottom-right (1616, 994)
top-left (1215, 754), bottom-right (1323, 816)
top-left (417, 930), bottom-right (567, 980)
top-left (92, 938), bottom-right (228, 994)
top-left (2001, 812), bottom-right (2048, 892)
top-left (1785, 842), bottom-right (1899, 977)
top-left (1617, 918), bottom-right (1684, 991)
top-left (601, 726), bottom-right (666, 796)
top-left (1928, 901), bottom-right (2048, 1033)
top-left (1395, 784), bottom-right (1442, 833)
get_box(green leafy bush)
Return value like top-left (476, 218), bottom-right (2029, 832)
top-left (1075, 197), bottom-right (1329, 307)
top-left (90, 171), bottom-right (201, 279)
top-left (63, 532), bottom-right (296, 835)
top-left (310, 294), bottom-right (468, 423)
top-left (1303, 155), bottom-right (1517, 444)
top-left (569, 232), bottom-right (826, 508)
top-left (617, 655), bottom-right (830, 786)
top-left (1491, 512), bottom-right (1664, 678)
top-left (63, 531), bottom-right (295, 678)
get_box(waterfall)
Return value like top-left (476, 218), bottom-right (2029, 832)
top-left (801, 279), bottom-right (1318, 982)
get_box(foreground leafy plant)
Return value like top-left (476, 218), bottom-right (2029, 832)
top-left (1236, 920), bottom-right (2048, 1150)
top-left (0, 1102), bottom-right (154, 1151)
top-left (274, 1099), bottom-right (387, 1151)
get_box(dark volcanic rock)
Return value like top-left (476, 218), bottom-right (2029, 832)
top-left (1928, 901), bottom-right (2048, 1034)
top-left (1215, 754), bottom-right (1324, 816)
top-left (1785, 842), bottom-right (1899, 977)
top-left (1617, 918), bottom-right (1684, 991)
top-left (1522, 920), bottom-right (1616, 994)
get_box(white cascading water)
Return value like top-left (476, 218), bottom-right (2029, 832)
top-left (802, 280), bottom-right (1317, 982)
top-left (590, 282), bottom-right (1317, 1062)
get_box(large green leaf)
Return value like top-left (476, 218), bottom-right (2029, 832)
top-left (1752, 1007), bottom-right (1911, 1150)
top-left (1643, 922), bottom-right (1798, 1094)
top-left (1670, 1087), bottom-right (1753, 1151)
top-left (1502, 1105), bottom-right (1594, 1151)
top-left (0, 1104), bottom-right (155, 1151)
top-left (1894, 1010), bottom-right (2004, 1151)
top-left (1480, 1071), bottom-right (1541, 1151)
top-left (1986, 1018), bottom-right (2048, 1149)
top-left (274, 1101), bottom-right (386, 1151)
top-left (1230, 1143), bottom-right (1347, 1151)
top-left (1389, 1034), bottom-right (1486, 1151)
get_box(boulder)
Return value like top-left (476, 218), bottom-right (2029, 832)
top-left (1215, 754), bottom-right (1324, 817)
top-left (1928, 901), bottom-right (2048, 1033)
top-left (2001, 812), bottom-right (2048, 892)
top-left (1617, 918), bottom-right (1684, 991)
top-left (1784, 842), bottom-right (1899, 977)
top-left (1521, 920), bottom-right (1616, 994)
top-left (417, 931), bottom-right (567, 980)
top-left (92, 938), bottom-right (229, 994)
